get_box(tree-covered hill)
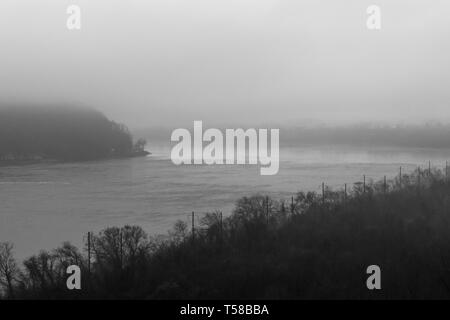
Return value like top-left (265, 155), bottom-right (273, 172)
top-left (0, 106), bottom-right (148, 162)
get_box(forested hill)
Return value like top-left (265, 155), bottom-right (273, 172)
top-left (0, 106), bottom-right (148, 162)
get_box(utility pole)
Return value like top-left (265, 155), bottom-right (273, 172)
top-left (219, 211), bottom-right (223, 244)
top-left (322, 182), bottom-right (325, 205)
top-left (363, 175), bottom-right (366, 194)
top-left (87, 232), bottom-right (91, 275)
top-left (418, 167), bottom-right (421, 189)
top-left (446, 161), bottom-right (448, 182)
top-left (119, 229), bottom-right (123, 269)
top-left (399, 166), bottom-right (402, 188)
top-left (266, 196), bottom-right (269, 225)
top-left (192, 211), bottom-right (195, 242)
top-left (344, 183), bottom-right (347, 204)
top-left (384, 175), bottom-right (387, 194)
top-left (291, 196), bottom-right (294, 214)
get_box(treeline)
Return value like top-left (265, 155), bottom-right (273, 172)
top-left (135, 123), bottom-right (450, 149)
top-left (2, 169), bottom-right (450, 299)
top-left (0, 106), bottom-right (147, 162)
top-left (281, 124), bottom-right (450, 148)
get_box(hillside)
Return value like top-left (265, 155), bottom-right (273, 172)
top-left (0, 106), bottom-right (148, 162)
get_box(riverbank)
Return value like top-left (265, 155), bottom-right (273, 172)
top-left (0, 151), bottom-right (150, 167)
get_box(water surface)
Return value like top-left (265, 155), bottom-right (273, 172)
top-left (1, 145), bottom-right (450, 260)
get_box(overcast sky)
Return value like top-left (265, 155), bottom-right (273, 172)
top-left (1, 0), bottom-right (450, 128)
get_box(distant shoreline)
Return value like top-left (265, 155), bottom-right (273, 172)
top-left (0, 151), bottom-right (151, 167)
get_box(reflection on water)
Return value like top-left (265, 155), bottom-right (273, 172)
top-left (1, 145), bottom-right (450, 260)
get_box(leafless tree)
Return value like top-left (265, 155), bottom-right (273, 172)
top-left (0, 242), bottom-right (20, 298)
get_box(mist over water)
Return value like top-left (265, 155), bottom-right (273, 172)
top-left (2, 144), bottom-right (450, 261)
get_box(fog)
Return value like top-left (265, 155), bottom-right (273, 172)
top-left (1, 0), bottom-right (450, 129)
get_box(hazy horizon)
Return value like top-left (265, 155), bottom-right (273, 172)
top-left (1, 0), bottom-right (450, 128)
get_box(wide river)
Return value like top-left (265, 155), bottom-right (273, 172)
top-left (1, 145), bottom-right (450, 261)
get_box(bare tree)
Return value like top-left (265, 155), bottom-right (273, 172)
top-left (133, 138), bottom-right (147, 152)
top-left (0, 242), bottom-right (19, 298)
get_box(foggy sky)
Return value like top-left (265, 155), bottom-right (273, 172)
top-left (1, 0), bottom-right (450, 129)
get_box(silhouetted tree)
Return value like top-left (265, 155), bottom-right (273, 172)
top-left (0, 242), bottom-right (20, 298)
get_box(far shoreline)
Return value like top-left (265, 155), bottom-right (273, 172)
top-left (0, 151), bottom-right (151, 168)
